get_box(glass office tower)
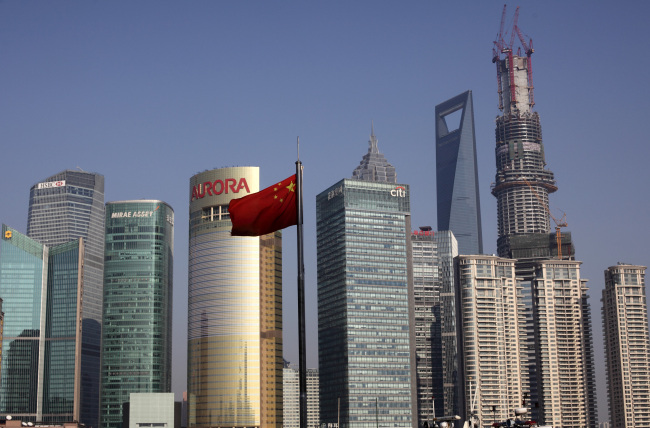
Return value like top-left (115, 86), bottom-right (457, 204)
top-left (27, 170), bottom-right (104, 427)
top-left (187, 167), bottom-right (283, 428)
top-left (0, 225), bottom-right (83, 423)
top-left (317, 128), bottom-right (416, 428)
top-left (411, 227), bottom-right (442, 424)
top-left (100, 201), bottom-right (174, 428)
top-left (435, 90), bottom-right (483, 255)
top-left (434, 230), bottom-right (460, 417)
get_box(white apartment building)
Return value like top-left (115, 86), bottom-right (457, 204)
top-left (603, 264), bottom-right (650, 428)
top-left (531, 260), bottom-right (596, 427)
top-left (456, 255), bottom-right (525, 425)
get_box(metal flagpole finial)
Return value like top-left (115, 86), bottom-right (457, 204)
top-left (297, 136), bottom-right (300, 161)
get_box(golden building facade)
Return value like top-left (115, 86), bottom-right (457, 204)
top-left (188, 167), bottom-right (282, 428)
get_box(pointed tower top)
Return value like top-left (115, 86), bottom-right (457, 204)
top-left (352, 123), bottom-right (396, 183)
top-left (369, 120), bottom-right (379, 154)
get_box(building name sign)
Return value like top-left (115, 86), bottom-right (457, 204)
top-left (412, 230), bottom-right (434, 237)
top-left (391, 186), bottom-right (406, 197)
top-left (37, 180), bottom-right (66, 189)
top-left (111, 211), bottom-right (155, 219)
top-left (327, 185), bottom-right (343, 200)
top-left (191, 178), bottom-right (250, 201)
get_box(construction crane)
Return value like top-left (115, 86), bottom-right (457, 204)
top-left (493, 6), bottom-right (537, 110)
top-left (493, 5), bottom-right (521, 109)
top-left (514, 24), bottom-right (535, 107)
top-left (520, 177), bottom-right (568, 259)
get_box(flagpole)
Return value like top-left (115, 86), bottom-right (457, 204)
top-left (296, 137), bottom-right (307, 428)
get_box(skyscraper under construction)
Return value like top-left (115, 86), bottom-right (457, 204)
top-left (489, 7), bottom-right (596, 427)
top-left (491, 11), bottom-right (558, 260)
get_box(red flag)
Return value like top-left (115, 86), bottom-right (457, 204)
top-left (229, 174), bottom-right (298, 236)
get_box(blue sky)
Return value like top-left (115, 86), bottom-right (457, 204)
top-left (0, 1), bottom-right (648, 420)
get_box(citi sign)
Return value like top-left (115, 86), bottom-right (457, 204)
top-left (191, 178), bottom-right (250, 201)
top-left (391, 186), bottom-right (406, 197)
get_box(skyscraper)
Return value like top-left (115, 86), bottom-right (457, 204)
top-left (411, 227), bottom-right (442, 423)
top-left (490, 9), bottom-right (596, 425)
top-left (435, 90), bottom-right (483, 255)
top-left (455, 255), bottom-right (525, 425)
top-left (187, 167), bottom-right (282, 428)
top-left (100, 201), bottom-right (174, 428)
top-left (317, 128), bottom-right (416, 428)
top-left (530, 260), bottom-right (595, 428)
top-left (602, 264), bottom-right (650, 428)
top-left (0, 225), bottom-right (83, 423)
top-left (491, 44), bottom-right (557, 259)
top-left (435, 230), bottom-right (460, 417)
top-left (283, 365), bottom-right (319, 428)
top-left (26, 169), bottom-right (105, 427)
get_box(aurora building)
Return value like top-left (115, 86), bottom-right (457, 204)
top-left (100, 201), bottom-right (174, 428)
top-left (26, 170), bottom-right (105, 427)
top-left (317, 127), bottom-right (416, 428)
top-left (0, 225), bottom-right (83, 423)
top-left (187, 167), bottom-right (282, 428)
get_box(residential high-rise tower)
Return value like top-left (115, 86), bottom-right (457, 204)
top-left (283, 365), bottom-right (319, 428)
top-left (602, 264), bottom-right (650, 428)
top-left (530, 260), bottom-right (595, 427)
top-left (100, 201), bottom-right (174, 428)
top-left (26, 170), bottom-right (105, 427)
top-left (187, 167), bottom-right (282, 428)
top-left (317, 128), bottom-right (416, 428)
top-left (455, 255), bottom-right (525, 425)
top-left (435, 91), bottom-right (483, 255)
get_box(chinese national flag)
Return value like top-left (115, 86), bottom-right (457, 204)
top-left (229, 174), bottom-right (298, 236)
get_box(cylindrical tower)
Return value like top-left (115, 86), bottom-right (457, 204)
top-left (187, 167), bottom-right (283, 428)
top-left (492, 54), bottom-right (557, 257)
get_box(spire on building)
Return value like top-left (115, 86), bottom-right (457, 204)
top-left (352, 123), bottom-right (397, 183)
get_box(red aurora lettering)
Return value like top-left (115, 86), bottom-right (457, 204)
top-left (191, 178), bottom-right (250, 201)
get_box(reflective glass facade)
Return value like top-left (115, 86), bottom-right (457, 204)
top-left (434, 231), bottom-right (459, 417)
top-left (411, 228), bottom-right (442, 423)
top-left (0, 225), bottom-right (83, 423)
top-left (435, 91), bottom-right (483, 255)
top-left (317, 178), bottom-right (415, 428)
top-left (100, 201), bottom-right (174, 428)
top-left (27, 170), bottom-right (104, 427)
top-left (187, 167), bottom-right (282, 428)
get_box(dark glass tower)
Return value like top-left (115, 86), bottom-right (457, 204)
top-left (411, 227), bottom-right (443, 424)
top-left (435, 90), bottom-right (483, 255)
top-left (26, 170), bottom-right (105, 427)
top-left (100, 201), bottom-right (174, 428)
top-left (0, 225), bottom-right (83, 423)
top-left (317, 127), bottom-right (416, 428)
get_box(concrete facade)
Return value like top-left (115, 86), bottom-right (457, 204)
top-left (603, 264), bottom-right (650, 428)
